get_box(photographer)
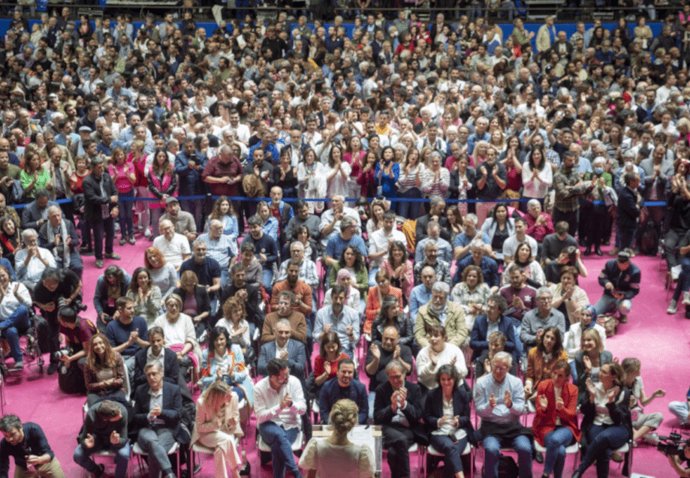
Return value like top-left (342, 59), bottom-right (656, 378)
top-left (56, 306), bottom-right (96, 375)
top-left (32, 267), bottom-right (83, 375)
top-left (666, 438), bottom-right (690, 477)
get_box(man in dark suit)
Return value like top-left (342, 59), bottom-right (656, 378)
top-left (615, 172), bottom-right (641, 253)
top-left (132, 362), bottom-right (181, 478)
top-left (374, 360), bottom-right (426, 478)
top-left (132, 326), bottom-right (185, 395)
top-left (218, 263), bottom-right (264, 333)
top-left (414, 196), bottom-right (450, 244)
top-left (38, 205), bottom-right (83, 278)
top-left (470, 294), bottom-right (518, 364)
top-left (258, 319), bottom-right (307, 381)
top-left (82, 156), bottom-right (120, 268)
top-left (20, 189), bottom-right (56, 230)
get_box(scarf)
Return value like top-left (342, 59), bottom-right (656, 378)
top-left (46, 219), bottom-right (70, 268)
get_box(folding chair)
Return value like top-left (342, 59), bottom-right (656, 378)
top-left (257, 429), bottom-right (304, 466)
top-left (426, 442), bottom-right (473, 478)
top-left (131, 441), bottom-right (181, 477)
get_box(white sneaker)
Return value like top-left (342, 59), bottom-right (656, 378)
top-left (144, 227), bottom-right (152, 239)
top-left (683, 292), bottom-right (690, 306)
top-left (643, 433), bottom-right (660, 445)
top-left (667, 300), bottom-right (678, 314)
top-left (672, 265), bottom-right (682, 281)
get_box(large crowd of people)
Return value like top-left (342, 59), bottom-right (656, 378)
top-left (0, 4), bottom-right (688, 478)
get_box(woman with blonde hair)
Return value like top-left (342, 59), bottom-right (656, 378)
top-left (299, 399), bottom-right (374, 477)
top-left (191, 380), bottom-right (244, 478)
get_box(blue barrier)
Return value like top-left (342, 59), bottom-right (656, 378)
top-left (10, 194), bottom-right (667, 209)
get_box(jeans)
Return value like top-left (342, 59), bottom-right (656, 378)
top-left (73, 442), bottom-right (130, 478)
top-left (117, 190), bottom-right (135, 239)
top-left (429, 434), bottom-right (469, 473)
top-left (672, 256), bottom-right (690, 301)
top-left (576, 424), bottom-right (630, 478)
top-left (543, 427), bottom-right (574, 477)
top-left (91, 217), bottom-right (115, 260)
top-left (483, 434), bottom-right (532, 478)
top-left (262, 268), bottom-right (274, 294)
top-left (258, 422), bottom-right (302, 478)
top-left (0, 305), bottom-right (30, 362)
top-left (594, 294), bottom-right (632, 316)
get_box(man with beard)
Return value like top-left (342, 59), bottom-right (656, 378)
top-left (270, 260), bottom-right (313, 319)
top-left (414, 282), bottom-right (468, 350)
top-left (243, 214), bottom-right (279, 292)
top-left (318, 359), bottom-right (368, 424)
top-left (314, 285), bottom-right (359, 358)
top-left (262, 291), bottom-right (307, 345)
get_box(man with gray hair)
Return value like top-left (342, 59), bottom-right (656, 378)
top-left (323, 215), bottom-right (368, 269)
top-left (414, 281), bottom-right (468, 349)
top-left (413, 240), bottom-right (451, 286)
top-left (453, 213), bottom-right (490, 260)
top-left (195, 219), bottom-right (236, 281)
top-left (160, 196), bottom-right (197, 244)
top-left (474, 351), bottom-right (532, 478)
top-left (15, 228), bottom-right (57, 291)
top-left (319, 195), bottom-right (361, 248)
top-left (38, 205), bottom-right (83, 278)
top-left (520, 286), bottom-right (566, 350)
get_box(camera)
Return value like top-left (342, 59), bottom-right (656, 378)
top-left (657, 432), bottom-right (690, 457)
top-left (58, 297), bottom-right (87, 313)
top-left (52, 349), bottom-right (70, 361)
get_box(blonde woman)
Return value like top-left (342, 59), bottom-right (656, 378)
top-left (191, 381), bottom-right (244, 478)
top-left (299, 399), bottom-right (374, 478)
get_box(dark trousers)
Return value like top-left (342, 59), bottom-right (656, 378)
top-left (616, 223), bottom-right (637, 250)
top-left (383, 425), bottom-right (415, 478)
top-left (580, 204), bottom-right (608, 248)
top-left (428, 434), bottom-right (469, 474)
top-left (576, 424), bottom-right (630, 478)
top-left (553, 208), bottom-right (579, 237)
top-left (91, 217), bottom-right (114, 260)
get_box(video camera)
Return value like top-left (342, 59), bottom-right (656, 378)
top-left (657, 432), bottom-right (690, 457)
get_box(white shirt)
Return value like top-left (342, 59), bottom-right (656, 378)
top-left (152, 233), bottom-right (191, 269)
top-left (368, 228), bottom-right (406, 267)
top-left (255, 375), bottom-right (306, 430)
top-left (15, 247), bottom-right (57, 286)
top-left (0, 281), bottom-right (31, 318)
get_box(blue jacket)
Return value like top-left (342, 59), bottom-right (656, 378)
top-left (175, 151), bottom-right (206, 194)
top-left (470, 314), bottom-right (516, 360)
top-left (319, 377), bottom-right (369, 425)
top-left (258, 339), bottom-right (306, 380)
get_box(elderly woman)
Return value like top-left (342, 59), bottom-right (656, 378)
top-left (451, 265), bottom-right (491, 333)
top-left (575, 328), bottom-right (613, 404)
top-left (416, 325), bottom-right (467, 395)
top-left (532, 359), bottom-right (580, 478)
top-left (153, 293), bottom-right (200, 380)
top-left (0, 265), bottom-right (32, 371)
top-left (572, 363), bottom-right (632, 478)
top-left (125, 267), bottom-right (162, 326)
top-left (424, 364), bottom-right (476, 478)
top-left (324, 268), bottom-right (362, 312)
top-left (144, 246), bottom-right (178, 299)
top-left (191, 380), bottom-right (243, 478)
top-left (524, 327), bottom-right (569, 402)
top-left (421, 151), bottom-right (451, 199)
top-left (550, 266), bottom-right (590, 326)
top-left (363, 270), bottom-right (403, 336)
top-left (173, 270), bottom-right (211, 339)
top-left (299, 399), bottom-right (375, 478)
top-left (84, 333), bottom-right (128, 407)
top-left (93, 266), bottom-right (131, 332)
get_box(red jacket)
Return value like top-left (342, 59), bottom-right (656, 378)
top-left (532, 379), bottom-right (581, 446)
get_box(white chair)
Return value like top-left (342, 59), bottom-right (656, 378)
top-left (131, 441), bottom-right (181, 477)
top-left (426, 442), bottom-right (473, 478)
top-left (80, 444), bottom-right (131, 478)
top-left (189, 442), bottom-right (215, 477)
top-left (257, 429), bottom-right (304, 466)
top-left (533, 440), bottom-right (579, 472)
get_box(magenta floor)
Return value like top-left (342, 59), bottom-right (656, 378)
top-left (3, 237), bottom-right (689, 477)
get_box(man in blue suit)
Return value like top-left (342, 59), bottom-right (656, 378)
top-left (132, 362), bottom-right (182, 478)
top-left (258, 319), bottom-right (307, 381)
top-left (469, 294), bottom-right (518, 364)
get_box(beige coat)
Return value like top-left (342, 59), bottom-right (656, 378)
top-left (191, 391), bottom-right (243, 446)
top-left (414, 301), bottom-right (468, 349)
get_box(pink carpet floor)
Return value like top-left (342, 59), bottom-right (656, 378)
top-left (2, 236), bottom-right (689, 477)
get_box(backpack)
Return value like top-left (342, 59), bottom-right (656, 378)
top-left (497, 454), bottom-right (520, 478)
top-left (58, 360), bottom-right (86, 394)
top-left (638, 220), bottom-right (659, 256)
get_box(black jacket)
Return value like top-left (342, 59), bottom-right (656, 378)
top-left (374, 380), bottom-right (427, 444)
top-left (132, 381), bottom-right (182, 441)
top-left (132, 347), bottom-right (180, 392)
top-left (82, 172), bottom-right (118, 222)
top-left (424, 385), bottom-right (478, 445)
top-left (616, 186), bottom-right (640, 228)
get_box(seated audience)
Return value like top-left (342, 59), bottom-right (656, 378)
top-left (125, 267), bottom-right (162, 326)
top-left (144, 246), bottom-right (178, 299)
top-left (93, 265), bottom-right (131, 331)
top-left (0, 265), bottom-right (32, 371)
top-left (415, 325), bottom-right (467, 395)
top-left (364, 270), bottom-right (403, 337)
top-left (524, 327), bottom-right (568, 403)
top-left (414, 281), bottom-right (468, 350)
top-left (258, 319), bottom-right (307, 381)
top-left (318, 359), bottom-right (368, 425)
top-left (575, 329), bottom-right (614, 404)
top-left (314, 285), bottom-right (360, 358)
top-left (594, 249), bottom-right (641, 323)
top-left (173, 270), bottom-right (211, 338)
top-left (84, 333), bottom-right (129, 408)
top-left (255, 358), bottom-right (307, 478)
top-left (192, 380), bottom-right (244, 478)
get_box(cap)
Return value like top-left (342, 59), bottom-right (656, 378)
top-left (78, 126), bottom-right (92, 133)
top-left (617, 250), bottom-right (631, 262)
top-left (165, 197), bottom-right (179, 206)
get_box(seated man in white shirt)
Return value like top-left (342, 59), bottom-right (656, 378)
top-left (368, 211), bottom-right (406, 285)
top-left (152, 219), bottom-right (191, 270)
top-left (15, 228), bottom-right (57, 292)
top-left (255, 358), bottom-right (307, 478)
